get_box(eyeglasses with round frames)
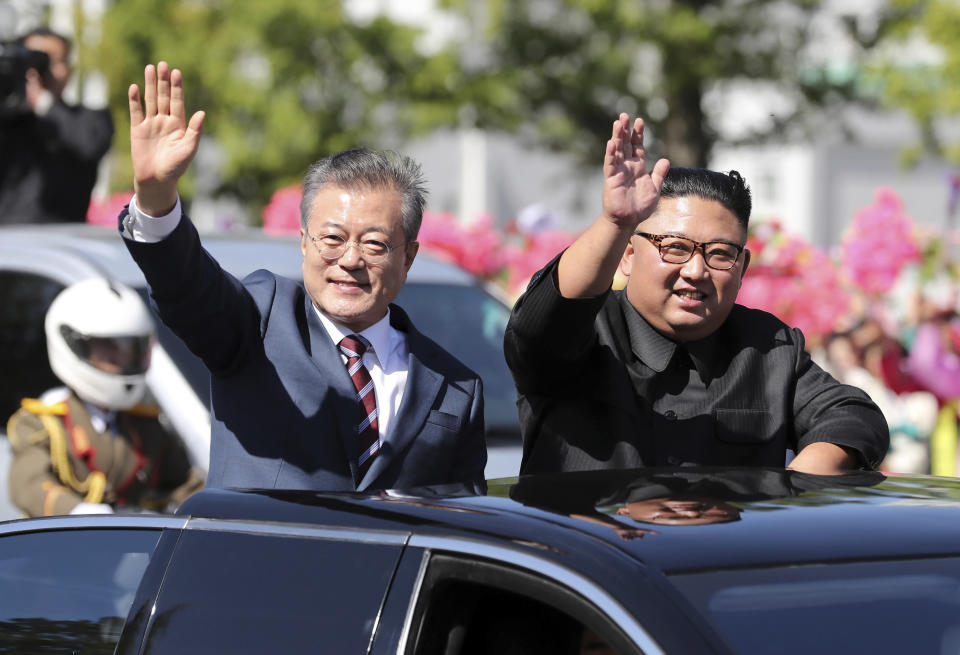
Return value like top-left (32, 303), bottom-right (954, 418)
top-left (307, 231), bottom-right (405, 264)
top-left (635, 231), bottom-right (744, 271)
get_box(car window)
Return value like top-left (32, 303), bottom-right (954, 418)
top-left (670, 556), bottom-right (960, 654)
top-left (0, 271), bottom-right (63, 420)
top-left (403, 553), bottom-right (636, 655)
top-left (396, 282), bottom-right (517, 435)
top-left (0, 527), bottom-right (161, 653)
top-left (141, 528), bottom-right (404, 654)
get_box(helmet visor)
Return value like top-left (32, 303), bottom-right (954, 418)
top-left (60, 326), bottom-right (153, 375)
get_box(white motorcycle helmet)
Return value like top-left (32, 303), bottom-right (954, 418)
top-left (45, 279), bottom-right (156, 410)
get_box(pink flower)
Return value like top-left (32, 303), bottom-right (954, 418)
top-left (417, 211), bottom-right (509, 278)
top-left (841, 188), bottom-right (920, 295)
top-left (262, 185), bottom-right (303, 235)
top-left (505, 230), bottom-right (577, 294)
top-left (418, 211), bottom-right (468, 265)
top-left (738, 222), bottom-right (851, 343)
top-left (86, 191), bottom-right (135, 227)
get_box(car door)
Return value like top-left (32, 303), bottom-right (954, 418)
top-left (370, 544), bottom-right (672, 655)
top-left (133, 519), bottom-right (409, 654)
top-left (0, 516), bottom-right (179, 654)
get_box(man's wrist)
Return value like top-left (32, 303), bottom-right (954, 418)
top-left (598, 210), bottom-right (642, 232)
top-left (134, 186), bottom-right (179, 217)
top-left (124, 194), bottom-right (182, 243)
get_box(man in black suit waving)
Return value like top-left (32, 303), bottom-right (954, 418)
top-left (505, 113), bottom-right (888, 476)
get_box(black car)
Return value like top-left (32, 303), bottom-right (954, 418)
top-left (3, 467), bottom-right (960, 654)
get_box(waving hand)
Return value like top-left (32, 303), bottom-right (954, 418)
top-left (602, 113), bottom-right (670, 228)
top-left (128, 61), bottom-right (205, 216)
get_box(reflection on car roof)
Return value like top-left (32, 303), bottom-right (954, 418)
top-left (175, 467), bottom-right (960, 575)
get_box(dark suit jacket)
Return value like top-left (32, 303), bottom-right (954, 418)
top-left (0, 102), bottom-right (113, 224)
top-left (121, 211), bottom-right (486, 492)
top-left (504, 258), bottom-right (889, 474)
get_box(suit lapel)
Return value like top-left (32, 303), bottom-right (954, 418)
top-left (305, 296), bottom-right (361, 483)
top-left (358, 310), bottom-right (442, 491)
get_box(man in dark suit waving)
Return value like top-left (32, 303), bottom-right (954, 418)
top-left (120, 61), bottom-right (486, 492)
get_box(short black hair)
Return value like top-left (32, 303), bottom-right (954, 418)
top-left (660, 167), bottom-right (752, 231)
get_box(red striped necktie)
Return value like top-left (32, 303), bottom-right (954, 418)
top-left (338, 335), bottom-right (380, 483)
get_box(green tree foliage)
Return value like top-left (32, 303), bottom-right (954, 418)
top-left (435, 0), bottom-right (869, 168)
top-left (95, 0), bottom-right (438, 218)
top-left (868, 0), bottom-right (960, 165)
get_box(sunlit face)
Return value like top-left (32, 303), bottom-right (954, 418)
top-left (300, 185), bottom-right (418, 332)
top-left (616, 496), bottom-right (741, 525)
top-left (619, 196), bottom-right (750, 343)
top-left (24, 34), bottom-right (70, 98)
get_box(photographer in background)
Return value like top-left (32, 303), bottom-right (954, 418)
top-left (0, 28), bottom-right (113, 224)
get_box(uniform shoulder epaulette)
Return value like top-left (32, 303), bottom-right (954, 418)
top-left (20, 398), bottom-right (68, 416)
top-left (125, 404), bottom-right (161, 419)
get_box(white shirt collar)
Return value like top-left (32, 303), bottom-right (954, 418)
top-left (315, 307), bottom-right (395, 364)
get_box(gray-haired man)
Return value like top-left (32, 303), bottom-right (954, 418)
top-left (120, 61), bottom-right (486, 492)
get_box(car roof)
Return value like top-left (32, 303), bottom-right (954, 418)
top-left (172, 467), bottom-right (960, 576)
top-left (0, 222), bottom-right (480, 287)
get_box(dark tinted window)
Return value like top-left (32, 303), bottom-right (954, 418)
top-left (143, 530), bottom-right (402, 654)
top-left (408, 554), bottom-right (633, 655)
top-left (396, 282), bottom-right (516, 435)
top-left (670, 557), bottom-right (960, 654)
top-left (0, 528), bottom-right (161, 653)
top-left (0, 271), bottom-right (63, 420)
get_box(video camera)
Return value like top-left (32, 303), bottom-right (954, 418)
top-left (0, 42), bottom-right (50, 119)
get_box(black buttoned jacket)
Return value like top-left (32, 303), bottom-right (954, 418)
top-left (504, 259), bottom-right (890, 474)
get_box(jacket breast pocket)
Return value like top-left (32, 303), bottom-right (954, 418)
top-left (426, 410), bottom-right (461, 432)
top-left (714, 408), bottom-right (774, 444)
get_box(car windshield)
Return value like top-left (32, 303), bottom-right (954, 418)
top-left (669, 556), bottom-right (960, 654)
top-left (146, 280), bottom-right (519, 436)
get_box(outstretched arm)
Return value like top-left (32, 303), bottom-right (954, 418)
top-left (128, 61), bottom-right (205, 216)
top-left (557, 113), bottom-right (670, 298)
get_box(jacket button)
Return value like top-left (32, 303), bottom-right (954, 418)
top-left (663, 410), bottom-right (677, 421)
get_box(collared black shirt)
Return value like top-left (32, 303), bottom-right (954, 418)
top-left (504, 258), bottom-right (889, 473)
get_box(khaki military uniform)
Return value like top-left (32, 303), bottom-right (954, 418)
top-left (7, 392), bottom-right (204, 516)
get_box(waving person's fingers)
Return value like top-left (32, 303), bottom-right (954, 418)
top-left (631, 117), bottom-right (645, 159)
top-left (157, 61), bottom-right (171, 116)
top-left (603, 134), bottom-right (619, 177)
top-left (128, 83), bottom-right (143, 126)
top-left (170, 68), bottom-right (186, 122)
top-left (651, 158), bottom-right (671, 192)
top-left (186, 110), bottom-right (206, 145)
top-left (618, 113), bottom-right (633, 160)
top-left (143, 64), bottom-right (157, 117)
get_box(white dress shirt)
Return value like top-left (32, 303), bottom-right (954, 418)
top-left (122, 195), bottom-right (410, 439)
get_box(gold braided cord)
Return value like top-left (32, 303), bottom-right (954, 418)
top-left (38, 414), bottom-right (107, 504)
top-left (20, 398), bottom-right (68, 416)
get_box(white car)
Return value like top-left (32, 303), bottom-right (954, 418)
top-left (0, 223), bottom-right (521, 519)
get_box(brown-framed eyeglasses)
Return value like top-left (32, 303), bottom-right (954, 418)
top-left (635, 232), bottom-right (744, 271)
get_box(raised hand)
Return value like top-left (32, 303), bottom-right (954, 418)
top-left (601, 113), bottom-right (670, 229)
top-left (128, 61), bottom-right (205, 216)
